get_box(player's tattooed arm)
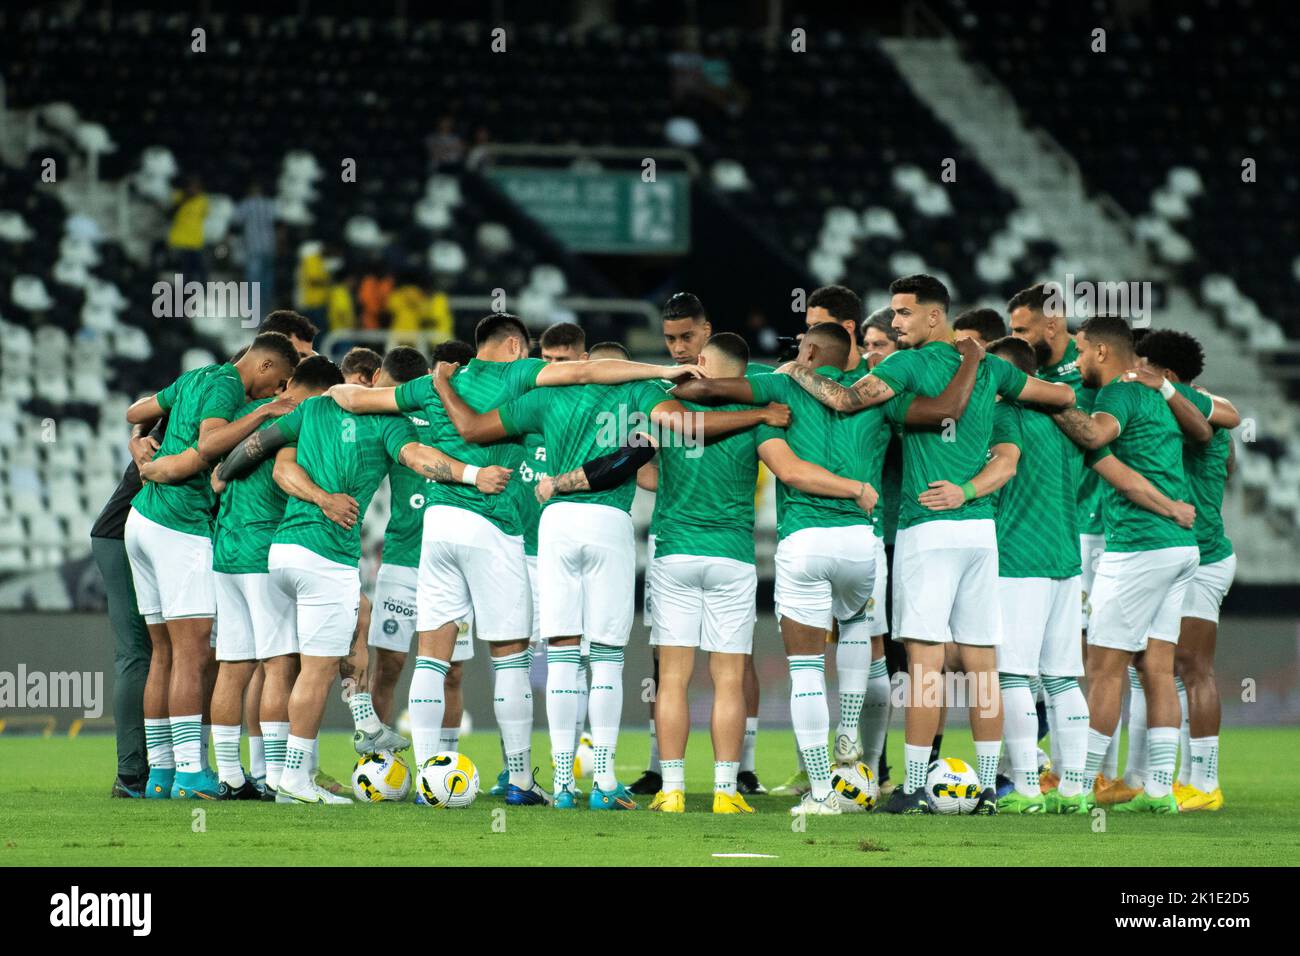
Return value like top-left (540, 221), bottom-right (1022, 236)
top-left (216, 422), bottom-right (292, 482)
top-left (271, 446), bottom-right (359, 530)
top-left (139, 447), bottom-right (209, 484)
top-left (667, 376), bottom-right (756, 406)
top-left (537, 440), bottom-right (659, 504)
top-left (1122, 366), bottom-right (1212, 444)
top-left (780, 364), bottom-right (895, 413)
top-left (1092, 455), bottom-right (1195, 529)
top-left (757, 438), bottom-right (878, 512)
top-left (906, 336), bottom-right (982, 427)
top-left (1050, 407), bottom-right (1119, 450)
top-left (1016, 377), bottom-right (1076, 409)
top-left (918, 443), bottom-right (1020, 511)
top-left (431, 363), bottom-right (508, 443)
top-left (196, 396), bottom-right (298, 462)
top-left (398, 442), bottom-right (513, 494)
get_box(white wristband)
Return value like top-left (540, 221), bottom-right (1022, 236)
top-left (462, 464), bottom-right (480, 486)
top-left (1159, 378), bottom-right (1176, 401)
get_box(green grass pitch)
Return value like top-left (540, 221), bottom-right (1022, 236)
top-left (3, 728), bottom-right (1298, 866)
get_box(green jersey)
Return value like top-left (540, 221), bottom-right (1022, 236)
top-left (1087, 378), bottom-right (1196, 553)
top-left (873, 342), bottom-right (1028, 531)
top-left (379, 408), bottom-right (436, 569)
top-left (1039, 340), bottom-right (1104, 536)
top-left (499, 380), bottom-right (673, 514)
top-left (750, 368), bottom-right (886, 539)
top-left (132, 363), bottom-right (246, 537)
top-left (1175, 384), bottom-right (1233, 565)
top-left (517, 432), bottom-right (549, 556)
top-left (650, 402), bottom-right (759, 564)
top-left (745, 361), bottom-right (775, 377)
top-left (271, 396), bottom-right (417, 567)
top-left (394, 357), bottom-right (546, 536)
top-left (989, 401), bottom-right (1082, 579)
top-left (212, 398), bottom-right (286, 574)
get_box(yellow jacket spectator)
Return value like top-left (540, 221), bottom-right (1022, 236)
top-left (168, 185), bottom-right (208, 251)
top-left (327, 279), bottom-right (357, 332)
top-left (388, 282), bottom-right (454, 343)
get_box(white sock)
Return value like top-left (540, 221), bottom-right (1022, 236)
top-left (438, 727), bottom-right (461, 753)
top-left (575, 655), bottom-right (590, 743)
top-left (588, 643), bottom-right (625, 792)
top-left (741, 717), bottom-right (758, 773)
top-left (1084, 727), bottom-right (1111, 791)
top-left (280, 734), bottom-right (314, 792)
top-left (661, 757), bottom-right (685, 793)
top-left (145, 717), bottom-right (174, 770)
top-left (199, 723), bottom-right (211, 771)
top-left (861, 657), bottom-right (890, 772)
top-left (788, 654), bottom-right (831, 799)
top-left (1124, 666), bottom-right (1147, 788)
top-left (833, 615), bottom-right (871, 751)
top-left (492, 648), bottom-right (535, 789)
top-left (260, 720), bottom-right (289, 789)
top-left (212, 724), bottom-right (245, 787)
top-left (999, 675), bottom-right (1038, 796)
top-left (1042, 676), bottom-right (1089, 796)
top-left (348, 691), bottom-right (383, 734)
top-left (546, 644), bottom-right (581, 792)
top-left (170, 714), bottom-right (203, 774)
top-left (1176, 677), bottom-right (1191, 785)
top-left (974, 739), bottom-right (1002, 792)
top-left (1189, 735), bottom-right (1219, 792)
top-left (903, 743), bottom-right (930, 794)
top-left (1146, 726), bottom-right (1178, 798)
top-left (714, 760), bottom-right (739, 796)
top-left (249, 735), bottom-right (265, 781)
top-left (410, 657), bottom-right (449, 767)
top-left (648, 718), bottom-right (661, 775)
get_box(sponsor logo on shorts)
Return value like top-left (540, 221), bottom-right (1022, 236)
top-left (382, 619), bottom-right (399, 635)
top-left (382, 599), bottom-right (415, 617)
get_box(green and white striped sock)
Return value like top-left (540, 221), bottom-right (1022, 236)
top-left (1189, 735), bottom-right (1219, 792)
top-left (170, 714), bottom-right (203, 774)
top-left (1145, 726), bottom-right (1178, 798)
top-left (492, 649), bottom-right (535, 789)
top-left (281, 734), bottom-right (314, 793)
top-left (588, 643), bottom-right (625, 792)
top-left (1042, 675), bottom-right (1089, 795)
top-left (714, 760), bottom-right (739, 796)
top-left (547, 644), bottom-right (582, 791)
top-left (145, 718), bottom-right (174, 770)
top-left (410, 657), bottom-right (449, 767)
top-left (260, 721), bottom-right (289, 790)
top-left (212, 724), bottom-right (244, 787)
top-left (974, 739), bottom-right (1002, 792)
top-left (788, 654), bottom-right (832, 799)
top-left (661, 758), bottom-right (685, 793)
top-left (903, 744), bottom-right (930, 794)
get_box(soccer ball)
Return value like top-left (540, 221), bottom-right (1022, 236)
top-left (830, 761), bottom-right (879, 812)
top-left (573, 733), bottom-right (595, 780)
top-left (351, 750), bottom-right (412, 803)
top-left (417, 751), bottom-right (480, 808)
top-left (926, 757), bottom-right (981, 814)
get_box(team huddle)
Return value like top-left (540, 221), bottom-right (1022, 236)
top-left (116, 272), bottom-right (1237, 816)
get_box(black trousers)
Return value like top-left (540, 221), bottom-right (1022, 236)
top-left (91, 536), bottom-right (151, 782)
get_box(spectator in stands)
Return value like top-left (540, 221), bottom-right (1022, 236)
top-left (235, 181), bottom-right (277, 309)
top-left (328, 274), bottom-right (358, 332)
top-left (953, 307), bottom-right (1008, 347)
top-left (294, 240), bottom-right (331, 336)
top-left (340, 346), bottom-right (383, 386)
top-left (388, 273), bottom-right (454, 345)
top-left (358, 262), bottom-right (395, 330)
top-left (167, 177), bottom-right (208, 284)
top-left (427, 115), bottom-right (466, 169)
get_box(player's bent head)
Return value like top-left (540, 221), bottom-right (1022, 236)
top-left (953, 308), bottom-right (1008, 348)
top-left (244, 331), bottom-right (302, 397)
top-left (1135, 329), bottom-right (1204, 384)
top-left (806, 285), bottom-right (863, 336)
top-left (702, 332), bottom-right (750, 377)
top-left (798, 321), bottom-right (851, 370)
top-left (986, 336), bottom-right (1037, 375)
top-left (662, 291), bottom-right (705, 323)
top-left (380, 346), bottom-right (430, 386)
top-left (431, 339), bottom-right (474, 368)
top-left (1077, 315), bottom-right (1134, 360)
top-left (540, 321), bottom-right (587, 361)
top-left (475, 312), bottom-right (531, 354)
top-left (588, 341), bottom-right (630, 361)
top-left (259, 310), bottom-right (318, 357)
top-left (339, 346), bottom-right (383, 386)
top-left (288, 355), bottom-right (345, 395)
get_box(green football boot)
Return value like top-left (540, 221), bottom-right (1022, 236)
top-left (1044, 788), bottom-right (1095, 814)
top-left (996, 790), bottom-right (1046, 814)
top-left (1111, 790), bottom-right (1179, 814)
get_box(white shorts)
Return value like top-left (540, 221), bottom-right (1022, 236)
top-left (417, 506), bottom-right (532, 641)
top-left (268, 543), bottom-right (361, 658)
top-left (369, 563), bottom-right (474, 661)
top-left (525, 554), bottom-right (542, 644)
top-left (1079, 533), bottom-right (1106, 631)
top-left (648, 554), bottom-right (757, 654)
top-left (891, 519), bottom-right (999, 645)
top-left (643, 533), bottom-right (656, 628)
top-left (774, 524), bottom-right (876, 631)
top-left (1181, 554), bottom-right (1237, 625)
top-left (215, 571), bottom-right (296, 661)
top-left (1087, 546), bottom-right (1200, 653)
top-left (995, 576), bottom-right (1084, 677)
top-left (123, 508), bottom-right (215, 621)
top-left (867, 535), bottom-right (889, 637)
top-left (537, 502), bottom-right (635, 646)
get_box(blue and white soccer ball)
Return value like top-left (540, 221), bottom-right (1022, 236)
top-left (351, 750), bottom-right (412, 803)
top-left (926, 757), bottom-right (981, 814)
top-left (417, 752), bottom-right (480, 808)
